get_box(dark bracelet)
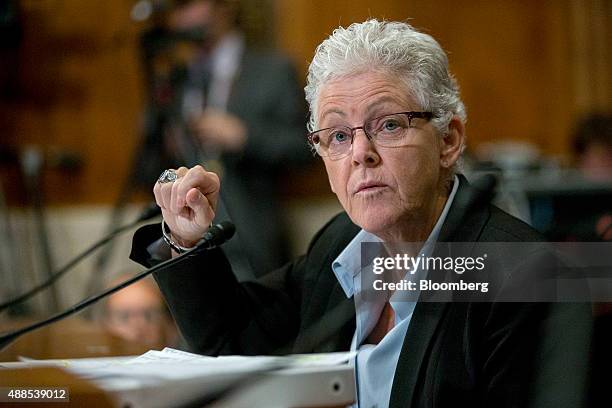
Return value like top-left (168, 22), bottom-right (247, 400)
top-left (161, 220), bottom-right (194, 254)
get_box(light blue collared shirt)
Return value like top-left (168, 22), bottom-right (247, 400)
top-left (332, 176), bottom-right (459, 408)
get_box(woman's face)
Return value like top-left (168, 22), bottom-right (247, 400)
top-left (316, 71), bottom-right (451, 239)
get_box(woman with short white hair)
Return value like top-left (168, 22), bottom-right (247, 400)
top-left (131, 19), bottom-right (590, 408)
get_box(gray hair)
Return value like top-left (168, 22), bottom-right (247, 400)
top-left (305, 19), bottom-right (466, 136)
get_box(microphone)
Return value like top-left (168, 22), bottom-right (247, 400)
top-left (0, 221), bottom-right (235, 351)
top-left (198, 221), bottom-right (235, 250)
top-left (0, 203), bottom-right (162, 313)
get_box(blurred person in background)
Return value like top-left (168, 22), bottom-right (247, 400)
top-left (100, 271), bottom-right (179, 349)
top-left (138, 0), bottom-right (310, 279)
top-left (519, 113), bottom-right (612, 242)
top-left (573, 113), bottom-right (612, 183)
top-left (564, 113), bottom-right (612, 241)
top-left (572, 114), bottom-right (612, 406)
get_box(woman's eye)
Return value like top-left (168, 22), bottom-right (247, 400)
top-left (382, 120), bottom-right (400, 131)
top-left (331, 131), bottom-right (349, 143)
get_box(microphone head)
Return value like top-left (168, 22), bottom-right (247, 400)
top-left (215, 221), bottom-right (236, 239)
top-left (199, 221), bottom-right (236, 249)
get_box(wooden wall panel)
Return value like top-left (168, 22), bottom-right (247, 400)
top-left (1, 0), bottom-right (145, 205)
top-left (1, 0), bottom-right (609, 205)
top-left (275, 0), bottom-right (610, 160)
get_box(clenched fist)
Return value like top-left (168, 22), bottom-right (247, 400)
top-left (153, 165), bottom-right (220, 249)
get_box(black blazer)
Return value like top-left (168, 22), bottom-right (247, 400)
top-left (130, 175), bottom-right (591, 408)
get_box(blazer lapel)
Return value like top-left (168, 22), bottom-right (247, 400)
top-left (389, 301), bottom-right (449, 408)
top-left (292, 280), bottom-right (355, 353)
top-left (293, 217), bottom-right (360, 353)
top-left (389, 175), bottom-right (490, 407)
top-left (438, 174), bottom-right (491, 243)
top-left (320, 281), bottom-right (356, 352)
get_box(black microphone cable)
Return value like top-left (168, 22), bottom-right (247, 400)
top-left (0, 221), bottom-right (235, 351)
top-left (0, 202), bottom-right (162, 313)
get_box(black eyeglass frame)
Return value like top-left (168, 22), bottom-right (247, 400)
top-left (307, 111), bottom-right (434, 158)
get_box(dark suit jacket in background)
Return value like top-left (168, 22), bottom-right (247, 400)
top-left (141, 46), bottom-right (311, 278)
top-left (131, 175), bottom-right (592, 408)
top-left (216, 50), bottom-right (312, 277)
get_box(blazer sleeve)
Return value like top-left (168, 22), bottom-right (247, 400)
top-left (129, 223), bottom-right (303, 355)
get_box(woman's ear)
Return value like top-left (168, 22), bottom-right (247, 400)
top-left (440, 115), bottom-right (465, 168)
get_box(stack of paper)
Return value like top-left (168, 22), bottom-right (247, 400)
top-left (2, 348), bottom-right (356, 407)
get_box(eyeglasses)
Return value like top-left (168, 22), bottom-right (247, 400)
top-left (308, 111), bottom-right (434, 160)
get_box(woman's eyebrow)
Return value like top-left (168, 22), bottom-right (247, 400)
top-left (319, 108), bottom-right (345, 126)
top-left (364, 96), bottom-right (406, 117)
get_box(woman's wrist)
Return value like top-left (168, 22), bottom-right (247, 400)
top-left (161, 220), bottom-right (198, 253)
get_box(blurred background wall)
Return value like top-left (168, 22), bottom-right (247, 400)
top-left (0, 0), bottom-right (610, 314)
top-left (276, 0), bottom-right (611, 159)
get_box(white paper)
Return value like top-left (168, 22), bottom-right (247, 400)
top-left (2, 348), bottom-right (357, 408)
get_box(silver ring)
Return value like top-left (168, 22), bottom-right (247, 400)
top-left (158, 169), bottom-right (178, 184)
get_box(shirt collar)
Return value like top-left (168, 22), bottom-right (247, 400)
top-left (332, 229), bottom-right (381, 298)
top-left (210, 31), bottom-right (244, 79)
top-left (421, 174), bottom-right (460, 255)
top-left (332, 175), bottom-right (460, 299)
